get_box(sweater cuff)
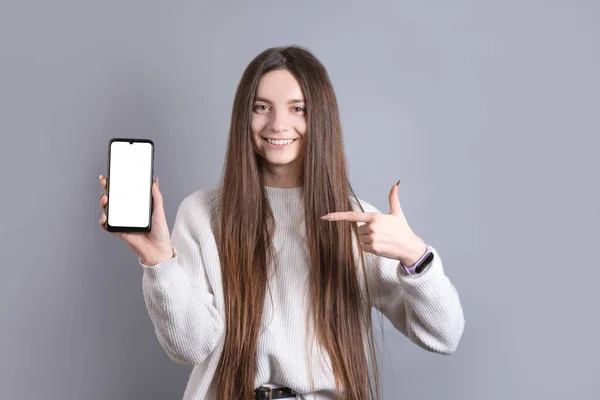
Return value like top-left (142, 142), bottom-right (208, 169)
top-left (139, 246), bottom-right (181, 280)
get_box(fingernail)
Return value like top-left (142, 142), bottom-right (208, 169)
top-left (99, 175), bottom-right (102, 181)
top-left (321, 214), bottom-right (333, 220)
top-left (397, 179), bottom-right (401, 185)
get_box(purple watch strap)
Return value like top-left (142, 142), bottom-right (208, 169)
top-left (400, 246), bottom-right (432, 275)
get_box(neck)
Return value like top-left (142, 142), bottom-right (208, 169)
top-left (261, 160), bottom-right (304, 188)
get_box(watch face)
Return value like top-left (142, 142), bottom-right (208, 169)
top-left (415, 252), bottom-right (434, 274)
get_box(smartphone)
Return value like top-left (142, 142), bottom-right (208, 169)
top-left (105, 138), bottom-right (154, 232)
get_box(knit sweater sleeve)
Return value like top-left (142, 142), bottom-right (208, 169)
top-left (139, 196), bottom-right (224, 364)
top-left (356, 199), bottom-right (465, 355)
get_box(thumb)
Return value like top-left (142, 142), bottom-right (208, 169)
top-left (388, 180), bottom-right (403, 216)
top-left (152, 178), bottom-right (164, 215)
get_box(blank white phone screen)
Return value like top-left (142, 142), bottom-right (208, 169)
top-left (107, 141), bottom-right (153, 228)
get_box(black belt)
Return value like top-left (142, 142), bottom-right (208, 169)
top-left (254, 384), bottom-right (297, 399)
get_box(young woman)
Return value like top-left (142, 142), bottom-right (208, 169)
top-left (98, 46), bottom-right (465, 400)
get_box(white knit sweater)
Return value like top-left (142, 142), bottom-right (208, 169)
top-left (139, 186), bottom-right (465, 399)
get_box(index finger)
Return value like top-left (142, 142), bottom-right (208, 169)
top-left (99, 175), bottom-right (107, 190)
top-left (322, 211), bottom-right (376, 223)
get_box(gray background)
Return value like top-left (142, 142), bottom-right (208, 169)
top-left (1, 0), bottom-right (598, 399)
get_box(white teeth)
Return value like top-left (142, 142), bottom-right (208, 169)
top-left (266, 138), bottom-right (294, 145)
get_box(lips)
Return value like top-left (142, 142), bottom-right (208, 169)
top-left (261, 137), bottom-right (299, 146)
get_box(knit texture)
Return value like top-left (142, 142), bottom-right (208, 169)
top-left (139, 186), bottom-right (465, 399)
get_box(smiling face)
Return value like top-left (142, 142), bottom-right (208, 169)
top-left (251, 69), bottom-right (307, 184)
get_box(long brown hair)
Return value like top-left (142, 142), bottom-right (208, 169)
top-left (215, 45), bottom-right (382, 399)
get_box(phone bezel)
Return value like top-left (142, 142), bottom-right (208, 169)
top-left (105, 138), bottom-right (155, 233)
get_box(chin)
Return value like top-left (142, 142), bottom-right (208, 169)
top-left (262, 154), bottom-right (301, 166)
top-left (255, 147), bottom-right (303, 166)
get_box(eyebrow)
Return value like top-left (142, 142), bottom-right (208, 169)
top-left (254, 97), bottom-right (305, 104)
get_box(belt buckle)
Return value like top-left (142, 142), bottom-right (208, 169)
top-left (258, 384), bottom-right (296, 399)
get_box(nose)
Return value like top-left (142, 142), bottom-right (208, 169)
top-left (268, 109), bottom-right (290, 132)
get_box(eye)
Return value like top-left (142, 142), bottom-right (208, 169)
top-left (253, 104), bottom-right (270, 112)
top-left (293, 106), bottom-right (306, 113)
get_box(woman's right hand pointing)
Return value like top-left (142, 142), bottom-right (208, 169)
top-left (99, 174), bottom-right (174, 266)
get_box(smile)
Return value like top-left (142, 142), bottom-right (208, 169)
top-left (262, 137), bottom-right (298, 146)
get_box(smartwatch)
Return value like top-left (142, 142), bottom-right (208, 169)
top-left (400, 246), bottom-right (434, 275)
